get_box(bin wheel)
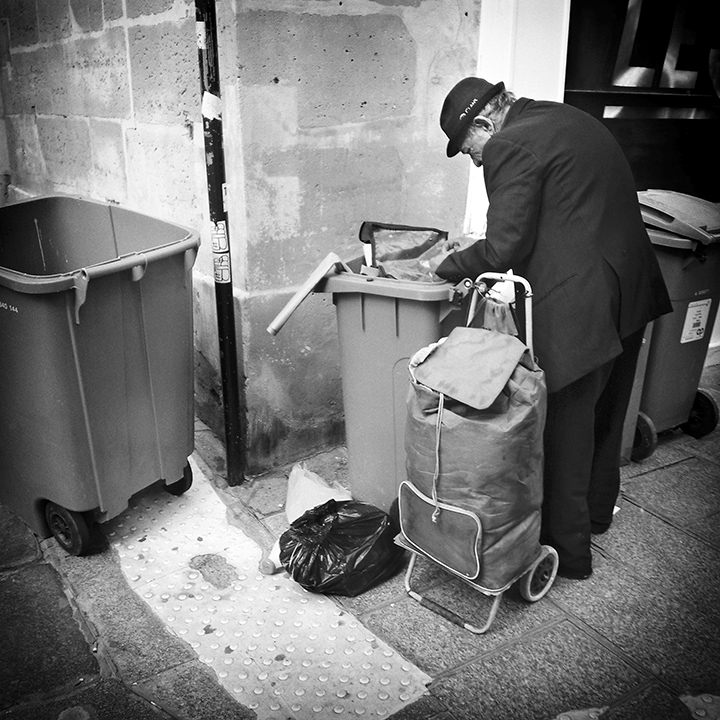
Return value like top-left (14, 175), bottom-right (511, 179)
top-left (680, 389), bottom-right (719, 439)
top-left (518, 545), bottom-right (558, 602)
top-left (165, 463), bottom-right (193, 496)
top-left (45, 502), bottom-right (93, 556)
top-left (631, 411), bottom-right (658, 462)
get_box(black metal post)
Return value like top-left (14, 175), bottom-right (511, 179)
top-left (195, 0), bottom-right (245, 485)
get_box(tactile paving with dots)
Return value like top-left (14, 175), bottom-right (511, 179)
top-left (104, 455), bottom-right (430, 719)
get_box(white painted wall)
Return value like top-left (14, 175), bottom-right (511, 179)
top-left (464, 0), bottom-right (571, 236)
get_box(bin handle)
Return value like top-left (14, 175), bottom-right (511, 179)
top-left (130, 254), bottom-right (148, 281)
top-left (184, 247), bottom-right (198, 272)
top-left (84, 236), bottom-right (200, 282)
top-left (266, 252), bottom-right (349, 335)
top-left (71, 269), bottom-right (89, 324)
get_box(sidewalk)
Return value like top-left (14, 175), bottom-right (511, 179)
top-left (1, 351), bottom-right (719, 720)
top-left (0, 485), bottom-right (253, 719)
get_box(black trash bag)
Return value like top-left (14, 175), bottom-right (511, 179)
top-left (279, 499), bottom-right (404, 596)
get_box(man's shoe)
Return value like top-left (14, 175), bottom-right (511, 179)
top-left (557, 565), bottom-right (593, 580)
top-left (591, 522), bottom-right (610, 535)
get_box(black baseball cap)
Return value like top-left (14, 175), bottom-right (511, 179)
top-left (440, 77), bottom-right (505, 157)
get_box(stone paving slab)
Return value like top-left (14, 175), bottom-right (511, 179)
top-left (0, 678), bottom-right (172, 720)
top-left (620, 435), bottom-right (694, 479)
top-left (386, 693), bottom-right (449, 720)
top-left (362, 589), bottom-right (562, 678)
top-left (336, 552), bottom-right (448, 619)
top-left (600, 682), bottom-right (694, 720)
top-left (682, 429), bottom-right (720, 466)
top-left (0, 505), bottom-right (40, 569)
top-left (591, 500), bottom-right (720, 611)
top-left (551, 551), bottom-right (720, 693)
top-left (135, 660), bottom-right (256, 720)
top-left (622, 456), bottom-right (720, 529)
top-left (0, 563), bottom-right (99, 711)
top-left (45, 541), bottom-right (198, 685)
top-left (686, 510), bottom-right (720, 549)
top-left (429, 619), bottom-right (649, 720)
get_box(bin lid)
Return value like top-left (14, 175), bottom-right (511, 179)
top-left (638, 190), bottom-right (720, 245)
top-left (645, 227), bottom-right (697, 251)
top-left (320, 270), bottom-right (452, 301)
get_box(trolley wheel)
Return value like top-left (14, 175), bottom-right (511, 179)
top-left (631, 411), bottom-right (658, 462)
top-left (680, 389), bottom-right (719, 439)
top-left (518, 545), bottom-right (558, 602)
top-left (164, 463), bottom-right (193, 496)
top-left (44, 501), bottom-right (93, 556)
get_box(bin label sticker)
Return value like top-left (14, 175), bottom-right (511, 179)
top-left (213, 254), bottom-right (231, 283)
top-left (680, 299), bottom-right (712, 343)
top-left (211, 221), bottom-right (229, 253)
top-left (0, 300), bottom-right (18, 314)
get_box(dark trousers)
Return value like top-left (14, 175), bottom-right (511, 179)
top-left (541, 328), bottom-right (645, 574)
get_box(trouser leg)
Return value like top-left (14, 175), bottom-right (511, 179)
top-left (542, 362), bottom-right (613, 575)
top-left (588, 328), bottom-right (645, 531)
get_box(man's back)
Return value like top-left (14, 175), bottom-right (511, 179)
top-left (471, 98), bottom-right (670, 388)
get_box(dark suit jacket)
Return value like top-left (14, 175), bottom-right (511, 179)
top-left (436, 98), bottom-right (671, 393)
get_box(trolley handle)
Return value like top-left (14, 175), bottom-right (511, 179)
top-left (466, 272), bottom-right (534, 357)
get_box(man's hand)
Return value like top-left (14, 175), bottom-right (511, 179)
top-left (443, 237), bottom-right (467, 253)
top-left (447, 233), bottom-right (485, 251)
top-left (413, 235), bottom-right (483, 277)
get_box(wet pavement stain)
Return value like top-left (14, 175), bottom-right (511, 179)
top-left (189, 553), bottom-right (239, 589)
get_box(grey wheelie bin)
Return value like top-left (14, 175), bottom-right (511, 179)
top-left (630, 190), bottom-right (720, 460)
top-left (0, 196), bottom-right (199, 554)
top-left (267, 223), bottom-right (466, 515)
top-left (319, 271), bottom-right (463, 513)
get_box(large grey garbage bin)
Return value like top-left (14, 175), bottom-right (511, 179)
top-left (629, 190), bottom-right (720, 460)
top-left (0, 196), bottom-right (199, 554)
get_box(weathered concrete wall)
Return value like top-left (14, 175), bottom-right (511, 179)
top-left (230, 1), bottom-right (480, 471)
top-left (0, 0), bottom-right (480, 474)
top-left (0, 0), bottom-right (203, 220)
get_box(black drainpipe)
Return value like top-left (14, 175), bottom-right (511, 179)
top-left (195, 0), bottom-right (245, 485)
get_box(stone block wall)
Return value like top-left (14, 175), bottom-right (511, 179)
top-left (0, 0), bottom-right (480, 474)
top-left (0, 0), bottom-right (202, 227)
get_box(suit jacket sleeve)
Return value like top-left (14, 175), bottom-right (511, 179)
top-left (436, 139), bottom-right (543, 281)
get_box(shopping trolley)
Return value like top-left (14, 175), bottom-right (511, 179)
top-left (396, 272), bottom-right (558, 633)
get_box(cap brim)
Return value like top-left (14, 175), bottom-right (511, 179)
top-left (446, 138), bottom-right (461, 157)
top-left (446, 120), bottom-right (469, 157)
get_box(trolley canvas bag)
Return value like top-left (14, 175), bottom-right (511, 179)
top-left (400, 325), bottom-right (547, 591)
